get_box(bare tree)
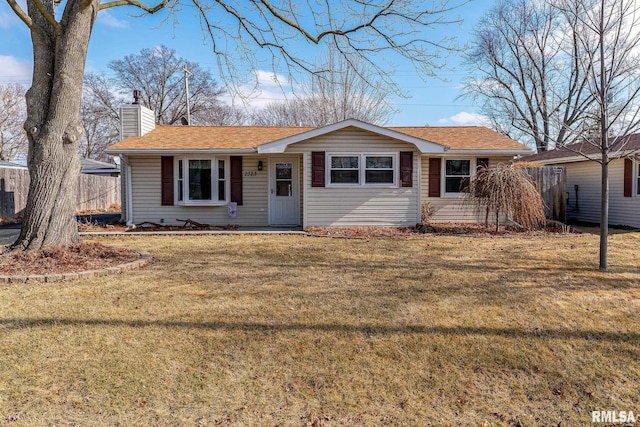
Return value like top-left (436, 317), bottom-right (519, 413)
top-left (80, 73), bottom-right (124, 161)
top-left (196, 104), bottom-right (247, 126)
top-left (5, 0), bottom-right (463, 250)
top-left (462, 0), bottom-right (594, 151)
top-left (556, 0), bottom-right (640, 271)
top-left (0, 84), bottom-right (28, 160)
top-left (109, 45), bottom-right (225, 125)
top-left (251, 50), bottom-right (396, 126)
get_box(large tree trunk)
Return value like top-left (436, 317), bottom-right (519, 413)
top-left (11, 0), bottom-right (98, 250)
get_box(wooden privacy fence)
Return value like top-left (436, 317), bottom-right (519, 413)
top-left (0, 167), bottom-right (120, 219)
top-left (522, 166), bottom-right (567, 222)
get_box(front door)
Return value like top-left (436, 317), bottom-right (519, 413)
top-left (269, 157), bottom-right (300, 225)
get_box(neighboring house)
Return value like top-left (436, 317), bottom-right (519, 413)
top-left (106, 102), bottom-right (531, 227)
top-left (80, 158), bottom-right (120, 177)
top-left (0, 160), bottom-right (27, 169)
top-left (523, 137), bottom-right (640, 228)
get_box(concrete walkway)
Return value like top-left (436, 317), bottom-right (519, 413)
top-left (81, 227), bottom-right (306, 238)
top-left (0, 224), bottom-right (19, 245)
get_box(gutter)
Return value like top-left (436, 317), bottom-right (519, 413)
top-left (105, 148), bottom-right (257, 156)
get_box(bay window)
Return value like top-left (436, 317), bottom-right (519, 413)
top-left (176, 157), bottom-right (229, 205)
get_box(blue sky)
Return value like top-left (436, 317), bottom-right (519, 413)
top-left (0, 0), bottom-right (493, 126)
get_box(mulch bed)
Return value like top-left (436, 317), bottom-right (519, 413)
top-left (77, 220), bottom-right (239, 233)
top-left (0, 243), bottom-right (142, 276)
top-left (306, 223), bottom-right (580, 238)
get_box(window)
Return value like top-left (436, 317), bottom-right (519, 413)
top-left (365, 156), bottom-right (394, 184)
top-left (328, 154), bottom-right (396, 186)
top-left (275, 163), bottom-right (293, 196)
top-left (177, 159), bottom-right (184, 202)
top-left (175, 157), bottom-right (229, 205)
top-left (444, 159), bottom-right (471, 194)
top-left (330, 156), bottom-right (359, 184)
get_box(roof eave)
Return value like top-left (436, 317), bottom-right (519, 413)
top-left (105, 148), bottom-right (258, 155)
top-left (257, 119), bottom-right (447, 154)
top-left (441, 149), bottom-right (534, 156)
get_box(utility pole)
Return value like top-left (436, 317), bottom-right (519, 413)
top-left (183, 64), bottom-right (193, 125)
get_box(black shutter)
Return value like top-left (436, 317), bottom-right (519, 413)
top-left (624, 158), bottom-right (633, 198)
top-left (161, 156), bottom-right (174, 206)
top-left (312, 151), bottom-right (325, 187)
top-left (400, 151), bottom-right (413, 188)
top-left (230, 156), bottom-right (243, 205)
top-left (428, 157), bottom-right (441, 198)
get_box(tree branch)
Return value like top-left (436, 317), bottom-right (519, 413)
top-left (5, 0), bottom-right (33, 27)
top-left (99, 0), bottom-right (168, 13)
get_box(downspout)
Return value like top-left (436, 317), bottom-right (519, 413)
top-left (120, 155), bottom-right (134, 226)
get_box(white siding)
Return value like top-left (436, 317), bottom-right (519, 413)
top-left (420, 156), bottom-right (514, 223)
top-left (566, 159), bottom-right (640, 227)
top-left (129, 156), bottom-right (269, 226)
top-left (120, 107), bottom-right (140, 139)
top-left (119, 105), bottom-right (155, 139)
top-left (286, 128), bottom-right (420, 227)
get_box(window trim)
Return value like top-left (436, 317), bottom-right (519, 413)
top-left (174, 156), bottom-right (230, 206)
top-left (326, 152), bottom-right (398, 188)
top-left (442, 158), bottom-right (475, 197)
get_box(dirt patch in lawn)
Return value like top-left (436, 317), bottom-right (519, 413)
top-left (0, 243), bottom-right (142, 276)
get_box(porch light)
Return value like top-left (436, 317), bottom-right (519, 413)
top-left (258, 160), bottom-right (263, 171)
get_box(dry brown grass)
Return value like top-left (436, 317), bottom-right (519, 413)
top-left (0, 233), bottom-right (639, 425)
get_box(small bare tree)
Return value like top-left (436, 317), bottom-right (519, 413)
top-left (0, 84), bottom-right (28, 160)
top-left (556, 0), bottom-right (640, 271)
top-left (465, 163), bottom-right (546, 233)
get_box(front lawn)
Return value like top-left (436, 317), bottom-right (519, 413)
top-left (0, 233), bottom-right (638, 425)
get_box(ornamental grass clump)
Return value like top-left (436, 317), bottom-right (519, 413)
top-left (465, 163), bottom-right (546, 232)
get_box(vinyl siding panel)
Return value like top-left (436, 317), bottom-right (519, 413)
top-left (286, 128), bottom-right (419, 227)
top-left (566, 159), bottom-right (640, 227)
top-left (120, 106), bottom-right (155, 139)
top-left (129, 156), bottom-right (269, 226)
top-left (120, 108), bottom-right (140, 139)
top-left (420, 156), bottom-right (513, 223)
top-left (140, 108), bottom-right (155, 135)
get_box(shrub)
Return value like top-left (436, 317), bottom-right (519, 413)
top-left (464, 163), bottom-right (546, 232)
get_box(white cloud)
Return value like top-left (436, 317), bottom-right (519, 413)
top-left (254, 70), bottom-right (289, 88)
top-left (97, 10), bottom-right (128, 29)
top-left (225, 70), bottom-right (294, 109)
top-left (437, 111), bottom-right (490, 126)
top-left (0, 55), bottom-right (32, 85)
